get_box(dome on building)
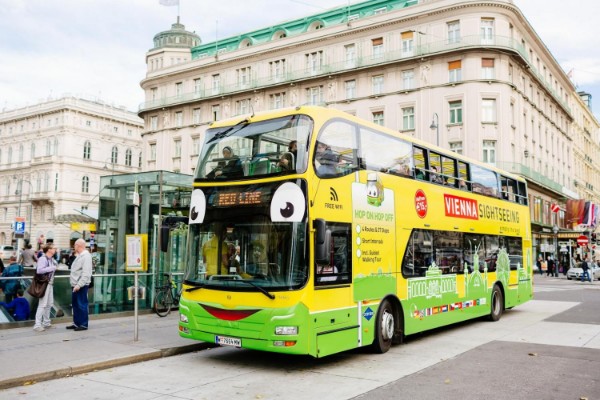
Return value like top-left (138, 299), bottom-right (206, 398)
top-left (152, 18), bottom-right (201, 50)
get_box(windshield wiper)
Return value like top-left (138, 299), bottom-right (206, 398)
top-left (207, 119), bottom-right (249, 144)
top-left (239, 279), bottom-right (275, 300)
top-left (184, 282), bottom-right (205, 293)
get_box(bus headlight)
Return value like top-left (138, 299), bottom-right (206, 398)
top-left (180, 313), bottom-right (189, 323)
top-left (275, 326), bottom-right (298, 335)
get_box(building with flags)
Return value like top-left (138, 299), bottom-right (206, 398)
top-left (138, 0), bottom-right (600, 261)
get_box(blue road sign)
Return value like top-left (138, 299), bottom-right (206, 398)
top-left (15, 221), bottom-right (25, 234)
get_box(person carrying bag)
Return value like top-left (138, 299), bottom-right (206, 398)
top-left (32, 244), bottom-right (58, 332)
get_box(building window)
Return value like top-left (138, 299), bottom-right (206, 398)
top-left (150, 116), bottom-right (158, 130)
top-left (306, 51), bottom-right (323, 75)
top-left (401, 31), bottom-right (414, 57)
top-left (149, 143), bottom-right (156, 161)
top-left (194, 78), bottom-right (202, 96)
top-left (482, 99), bottom-right (497, 122)
top-left (483, 140), bottom-right (496, 165)
top-left (371, 37), bottom-right (384, 59)
top-left (236, 99), bottom-right (251, 115)
top-left (481, 18), bottom-right (494, 44)
top-left (45, 139), bottom-right (52, 156)
top-left (139, 152), bottom-right (142, 167)
top-left (192, 108), bottom-right (201, 124)
top-left (402, 69), bottom-right (414, 90)
top-left (174, 140), bottom-right (181, 158)
top-left (175, 111), bottom-right (183, 127)
top-left (372, 111), bottom-right (384, 126)
top-left (212, 74), bottom-right (220, 95)
top-left (449, 100), bottom-right (463, 124)
top-left (270, 92), bottom-right (286, 109)
top-left (192, 137), bottom-right (200, 156)
top-left (237, 67), bottom-right (251, 88)
top-left (402, 107), bottom-right (414, 130)
top-left (151, 87), bottom-right (158, 100)
top-left (86, 120), bottom-right (92, 127)
top-left (18, 144), bottom-right (23, 162)
top-left (447, 21), bottom-right (461, 44)
top-left (125, 149), bottom-right (132, 166)
top-left (212, 105), bottom-right (220, 121)
top-left (450, 142), bottom-right (463, 155)
top-left (83, 140), bottom-right (91, 160)
top-left (372, 75), bottom-right (384, 95)
top-left (81, 176), bottom-right (89, 193)
top-left (175, 82), bottom-right (183, 96)
top-left (31, 143), bottom-right (35, 159)
top-left (306, 86), bottom-right (323, 105)
top-left (345, 80), bottom-right (356, 99)
top-left (111, 146), bottom-right (118, 164)
top-left (344, 44), bottom-right (356, 68)
top-left (269, 59), bottom-right (286, 81)
top-left (481, 58), bottom-right (495, 79)
top-left (448, 60), bottom-right (462, 83)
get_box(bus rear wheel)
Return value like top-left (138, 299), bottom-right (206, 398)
top-left (488, 285), bottom-right (504, 322)
top-left (372, 299), bottom-right (394, 353)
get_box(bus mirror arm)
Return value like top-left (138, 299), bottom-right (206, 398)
top-left (314, 218), bottom-right (331, 264)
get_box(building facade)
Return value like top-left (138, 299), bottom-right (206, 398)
top-left (138, 0), bottom-right (600, 259)
top-left (0, 96), bottom-right (144, 251)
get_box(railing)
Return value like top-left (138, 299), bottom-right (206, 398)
top-left (497, 161), bottom-right (563, 193)
top-left (139, 34), bottom-right (570, 115)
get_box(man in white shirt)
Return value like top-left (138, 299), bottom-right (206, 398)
top-left (66, 238), bottom-right (93, 331)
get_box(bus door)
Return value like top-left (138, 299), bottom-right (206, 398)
top-left (312, 219), bottom-right (356, 356)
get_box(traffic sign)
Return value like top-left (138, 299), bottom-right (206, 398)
top-left (15, 221), bottom-right (25, 235)
top-left (577, 235), bottom-right (589, 246)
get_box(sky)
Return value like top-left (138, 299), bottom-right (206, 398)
top-left (1, 0), bottom-right (599, 119)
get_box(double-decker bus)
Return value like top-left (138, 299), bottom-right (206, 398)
top-left (178, 106), bottom-right (533, 357)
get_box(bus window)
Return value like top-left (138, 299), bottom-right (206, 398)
top-left (501, 176), bottom-right (518, 202)
top-left (429, 153), bottom-right (444, 184)
top-left (506, 236), bottom-right (523, 270)
top-left (463, 233), bottom-right (485, 273)
top-left (485, 236), bottom-right (500, 272)
top-left (359, 127), bottom-right (412, 176)
top-left (434, 231), bottom-right (463, 274)
top-left (441, 155), bottom-right (456, 187)
top-left (413, 146), bottom-right (428, 181)
top-left (470, 164), bottom-right (499, 197)
top-left (315, 222), bottom-right (351, 285)
top-left (315, 121), bottom-right (358, 177)
top-left (457, 161), bottom-right (471, 191)
top-left (517, 181), bottom-right (528, 205)
top-left (402, 229), bottom-right (433, 277)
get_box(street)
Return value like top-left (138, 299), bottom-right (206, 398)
top-left (3, 275), bottom-right (600, 400)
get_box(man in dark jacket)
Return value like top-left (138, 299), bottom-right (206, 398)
top-left (0, 256), bottom-right (23, 302)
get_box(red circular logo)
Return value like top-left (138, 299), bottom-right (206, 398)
top-left (415, 190), bottom-right (428, 219)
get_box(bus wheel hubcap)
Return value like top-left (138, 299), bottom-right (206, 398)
top-left (381, 310), bottom-right (394, 340)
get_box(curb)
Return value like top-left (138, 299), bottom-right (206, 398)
top-left (0, 342), bottom-right (214, 390)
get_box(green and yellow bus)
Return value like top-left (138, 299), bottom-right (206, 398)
top-left (178, 106), bottom-right (533, 357)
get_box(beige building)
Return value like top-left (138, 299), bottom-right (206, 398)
top-left (138, 0), bottom-right (600, 255)
top-left (0, 96), bottom-right (143, 251)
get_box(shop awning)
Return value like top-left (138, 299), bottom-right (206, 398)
top-left (53, 213), bottom-right (97, 232)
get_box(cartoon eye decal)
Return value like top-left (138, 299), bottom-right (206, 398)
top-left (270, 182), bottom-right (305, 222)
top-left (189, 189), bottom-right (206, 224)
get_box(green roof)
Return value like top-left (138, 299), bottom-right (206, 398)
top-left (191, 0), bottom-right (417, 58)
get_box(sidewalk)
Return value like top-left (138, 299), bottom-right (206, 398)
top-left (0, 312), bottom-right (212, 390)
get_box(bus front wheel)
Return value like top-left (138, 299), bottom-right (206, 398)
top-left (372, 299), bottom-right (394, 353)
top-left (488, 285), bottom-right (504, 322)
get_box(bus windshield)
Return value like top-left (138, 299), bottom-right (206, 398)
top-left (184, 182), bottom-right (309, 291)
top-left (195, 114), bottom-right (312, 181)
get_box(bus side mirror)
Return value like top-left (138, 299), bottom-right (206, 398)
top-left (314, 218), bottom-right (331, 264)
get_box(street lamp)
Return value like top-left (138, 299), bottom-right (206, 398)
top-left (430, 112), bottom-right (439, 147)
top-left (552, 224), bottom-right (559, 277)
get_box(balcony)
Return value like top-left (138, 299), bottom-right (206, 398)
top-left (139, 34), bottom-right (570, 115)
top-left (497, 162), bottom-right (563, 193)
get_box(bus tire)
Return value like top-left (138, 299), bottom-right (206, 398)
top-left (488, 284), bottom-right (503, 322)
top-left (372, 299), bottom-right (394, 354)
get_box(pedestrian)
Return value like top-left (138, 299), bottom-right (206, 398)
top-left (66, 238), bottom-right (93, 331)
top-left (536, 256), bottom-right (543, 276)
top-left (18, 243), bottom-right (38, 268)
top-left (32, 244), bottom-right (58, 332)
top-left (580, 258), bottom-right (591, 282)
top-left (1, 256), bottom-right (24, 303)
top-left (546, 256), bottom-right (554, 277)
top-left (0, 288), bottom-right (29, 321)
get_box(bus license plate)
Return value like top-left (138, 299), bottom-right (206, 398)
top-left (215, 335), bottom-right (241, 347)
